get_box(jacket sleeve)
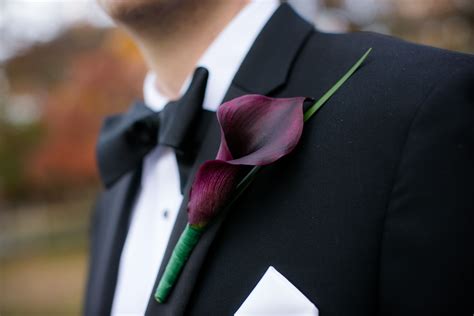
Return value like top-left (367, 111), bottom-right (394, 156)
top-left (379, 63), bottom-right (474, 315)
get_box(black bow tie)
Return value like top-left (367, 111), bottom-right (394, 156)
top-left (97, 67), bottom-right (209, 192)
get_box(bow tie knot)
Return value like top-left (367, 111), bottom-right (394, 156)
top-left (97, 67), bottom-right (209, 190)
top-left (126, 115), bottom-right (160, 146)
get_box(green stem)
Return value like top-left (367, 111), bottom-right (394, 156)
top-left (237, 166), bottom-right (261, 189)
top-left (304, 48), bottom-right (372, 122)
top-left (154, 224), bottom-right (204, 303)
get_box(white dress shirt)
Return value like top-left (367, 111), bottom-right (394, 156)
top-left (111, 1), bottom-right (279, 315)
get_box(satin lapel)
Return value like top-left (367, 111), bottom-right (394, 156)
top-left (145, 4), bottom-right (313, 315)
top-left (144, 85), bottom-right (248, 316)
top-left (87, 169), bottom-right (141, 316)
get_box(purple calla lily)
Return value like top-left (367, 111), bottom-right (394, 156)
top-left (155, 49), bottom-right (371, 304)
top-left (187, 95), bottom-right (308, 226)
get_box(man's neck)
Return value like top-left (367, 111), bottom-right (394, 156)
top-left (121, 0), bottom-right (249, 100)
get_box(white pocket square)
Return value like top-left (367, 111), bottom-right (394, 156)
top-left (235, 266), bottom-right (318, 316)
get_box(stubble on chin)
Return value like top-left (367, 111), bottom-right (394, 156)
top-left (99, 0), bottom-right (187, 29)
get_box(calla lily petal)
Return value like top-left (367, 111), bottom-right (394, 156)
top-left (188, 160), bottom-right (242, 226)
top-left (188, 95), bottom-right (308, 226)
top-left (216, 95), bottom-right (307, 165)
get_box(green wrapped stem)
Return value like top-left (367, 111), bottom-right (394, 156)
top-left (154, 224), bottom-right (203, 303)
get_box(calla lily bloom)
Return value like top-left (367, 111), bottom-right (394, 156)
top-left (188, 95), bottom-right (309, 227)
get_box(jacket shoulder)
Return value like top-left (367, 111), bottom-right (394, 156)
top-left (292, 29), bottom-right (473, 93)
top-left (285, 29), bottom-right (473, 123)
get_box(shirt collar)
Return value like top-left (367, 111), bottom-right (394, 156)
top-left (143, 0), bottom-right (279, 112)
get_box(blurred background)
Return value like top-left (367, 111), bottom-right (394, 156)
top-left (0, 0), bottom-right (472, 314)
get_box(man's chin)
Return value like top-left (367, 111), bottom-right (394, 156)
top-left (98, 0), bottom-right (173, 25)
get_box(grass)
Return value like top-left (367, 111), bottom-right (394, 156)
top-left (0, 246), bottom-right (87, 316)
top-left (0, 193), bottom-right (94, 316)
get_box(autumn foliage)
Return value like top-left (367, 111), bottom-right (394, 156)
top-left (3, 27), bottom-right (146, 201)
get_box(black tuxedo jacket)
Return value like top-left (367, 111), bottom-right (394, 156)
top-left (84, 4), bottom-right (474, 316)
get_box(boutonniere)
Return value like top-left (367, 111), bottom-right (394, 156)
top-left (155, 48), bottom-right (372, 303)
